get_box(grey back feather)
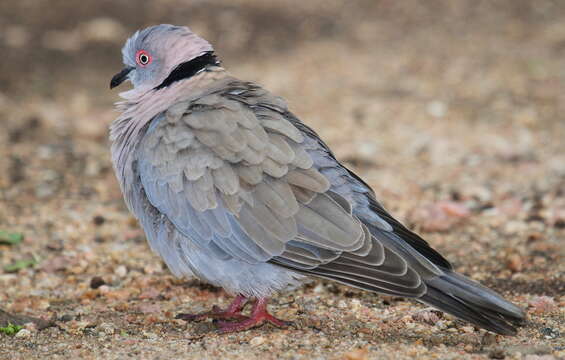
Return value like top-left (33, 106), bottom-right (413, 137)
top-left (137, 83), bottom-right (362, 260)
top-left (131, 79), bottom-right (436, 298)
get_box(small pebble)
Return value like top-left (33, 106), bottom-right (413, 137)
top-left (489, 348), bottom-right (505, 359)
top-left (503, 220), bottom-right (527, 235)
top-left (90, 276), bottom-right (106, 289)
top-left (98, 322), bottom-right (115, 335)
top-left (358, 141), bottom-right (377, 157)
top-left (15, 329), bottom-right (32, 338)
top-left (482, 333), bottom-right (499, 346)
top-left (540, 327), bottom-right (559, 339)
top-left (461, 326), bottom-right (475, 334)
top-left (350, 299), bottom-right (361, 311)
top-left (312, 283), bottom-right (325, 294)
top-left (249, 336), bottom-right (265, 347)
top-left (143, 264), bottom-right (161, 275)
top-left (529, 296), bottom-right (556, 314)
top-left (427, 100), bottom-right (447, 118)
top-left (412, 309), bottom-right (443, 325)
top-left (142, 331), bottom-right (158, 340)
top-left (114, 265), bottom-right (127, 277)
top-left (23, 322), bottom-right (37, 332)
top-left (344, 347), bottom-right (369, 360)
top-left (92, 215), bottom-right (106, 226)
top-left (524, 356), bottom-right (556, 360)
top-left (60, 314), bottom-right (73, 322)
top-left (506, 254), bottom-right (523, 272)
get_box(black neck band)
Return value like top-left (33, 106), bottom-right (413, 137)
top-left (154, 51), bottom-right (220, 90)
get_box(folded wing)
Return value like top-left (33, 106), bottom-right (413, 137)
top-left (137, 82), bottom-right (427, 297)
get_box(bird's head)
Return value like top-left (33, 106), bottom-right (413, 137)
top-left (110, 24), bottom-right (220, 91)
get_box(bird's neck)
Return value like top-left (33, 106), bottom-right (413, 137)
top-left (109, 68), bottom-right (231, 188)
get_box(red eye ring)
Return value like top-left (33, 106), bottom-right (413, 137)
top-left (135, 50), bottom-right (152, 66)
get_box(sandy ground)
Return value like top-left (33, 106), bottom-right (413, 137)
top-left (0, 1), bottom-right (564, 359)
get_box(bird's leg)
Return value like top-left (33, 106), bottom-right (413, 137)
top-left (217, 297), bottom-right (292, 333)
top-left (176, 294), bottom-right (248, 322)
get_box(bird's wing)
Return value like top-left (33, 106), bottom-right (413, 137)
top-left (137, 81), bottom-right (429, 297)
top-left (282, 111), bottom-right (453, 273)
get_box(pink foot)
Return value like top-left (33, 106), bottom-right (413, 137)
top-left (176, 295), bottom-right (248, 322)
top-left (217, 298), bottom-right (292, 333)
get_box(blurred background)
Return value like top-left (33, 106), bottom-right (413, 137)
top-left (0, 1), bottom-right (564, 358)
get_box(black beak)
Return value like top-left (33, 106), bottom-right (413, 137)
top-left (110, 67), bottom-right (134, 89)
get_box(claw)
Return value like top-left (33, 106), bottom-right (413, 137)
top-left (217, 298), bottom-right (292, 333)
top-left (176, 294), bottom-right (248, 322)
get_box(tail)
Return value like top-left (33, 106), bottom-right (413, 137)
top-left (420, 271), bottom-right (526, 335)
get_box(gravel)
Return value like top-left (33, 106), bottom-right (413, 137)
top-left (1, 1), bottom-right (564, 359)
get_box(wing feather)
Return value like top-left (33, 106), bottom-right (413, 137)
top-left (136, 83), bottom-right (428, 299)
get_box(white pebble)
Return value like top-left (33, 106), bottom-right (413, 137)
top-left (427, 101), bottom-right (447, 118)
top-left (114, 265), bottom-right (128, 277)
top-left (503, 220), bottom-right (527, 235)
top-left (350, 299), bottom-right (362, 311)
top-left (358, 141), bottom-right (378, 157)
top-left (15, 329), bottom-right (31, 338)
top-left (313, 283), bottom-right (325, 294)
top-left (250, 336), bottom-right (266, 347)
top-left (99, 322), bottom-right (115, 335)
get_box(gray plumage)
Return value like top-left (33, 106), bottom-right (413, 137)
top-left (110, 24), bottom-right (525, 335)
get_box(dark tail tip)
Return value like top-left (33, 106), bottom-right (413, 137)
top-left (421, 272), bottom-right (526, 335)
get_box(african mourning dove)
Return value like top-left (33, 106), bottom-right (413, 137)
top-left (110, 24), bottom-right (525, 334)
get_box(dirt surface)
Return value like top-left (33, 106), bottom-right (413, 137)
top-left (1, 1), bottom-right (564, 359)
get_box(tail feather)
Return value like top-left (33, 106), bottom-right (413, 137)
top-left (421, 271), bottom-right (526, 335)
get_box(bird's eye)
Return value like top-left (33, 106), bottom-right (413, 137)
top-left (135, 50), bottom-right (152, 66)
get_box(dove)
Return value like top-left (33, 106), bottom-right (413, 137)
top-left (109, 24), bottom-right (525, 334)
